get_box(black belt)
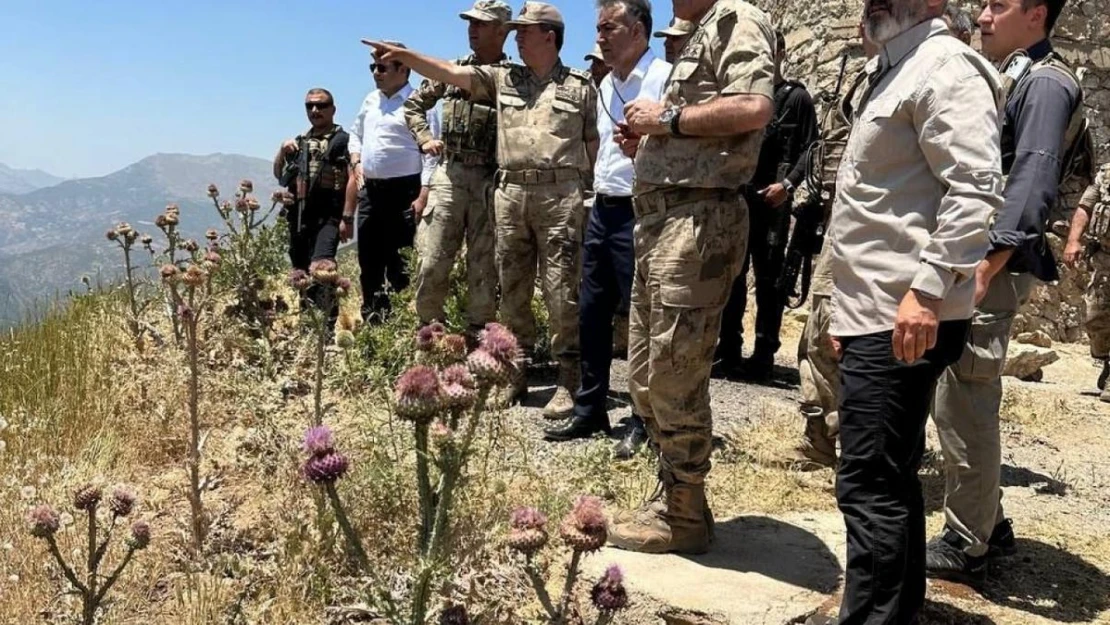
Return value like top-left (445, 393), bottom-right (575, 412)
top-left (594, 193), bottom-right (634, 208)
top-left (364, 173), bottom-right (421, 189)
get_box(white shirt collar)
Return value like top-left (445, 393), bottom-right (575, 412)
top-left (378, 83), bottom-right (413, 102)
top-left (611, 48), bottom-right (656, 88)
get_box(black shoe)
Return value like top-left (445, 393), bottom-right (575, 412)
top-left (988, 518), bottom-right (1017, 557)
top-left (740, 352), bottom-right (775, 383)
top-left (925, 528), bottom-right (987, 586)
top-left (543, 416), bottom-right (611, 442)
top-left (1099, 360), bottom-right (1109, 391)
top-left (612, 416), bottom-right (648, 460)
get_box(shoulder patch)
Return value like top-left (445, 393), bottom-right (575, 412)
top-left (567, 67), bottom-right (590, 82)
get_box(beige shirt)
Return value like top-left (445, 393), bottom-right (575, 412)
top-left (633, 0), bottom-right (775, 192)
top-left (1079, 164), bottom-right (1109, 210)
top-left (469, 60), bottom-right (597, 174)
top-left (829, 18), bottom-right (1004, 337)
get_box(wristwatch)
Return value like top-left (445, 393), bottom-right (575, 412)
top-left (782, 179), bottom-right (796, 195)
top-left (342, 215), bottom-right (355, 226)
top-left (659, 105), bottom-right (684, 137)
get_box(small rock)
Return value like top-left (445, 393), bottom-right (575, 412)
top-left (1003, 344), bottom-right (1059, 380)
top-left (1015, 331), bottom-right (1052, 348)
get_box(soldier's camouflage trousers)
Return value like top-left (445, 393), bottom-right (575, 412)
top-left (1085, 250), bottom-right (1110, 359)
top-left (797, 293), bottom-right (840, 438)
top-left (414, 162), bottom-right (499, 332)
top-left (493, 179), bottom-right (584, 366)
top-left (932, 271), bottom-right (1032, 557)
top-left (628, 189), bottom-right (748, 485)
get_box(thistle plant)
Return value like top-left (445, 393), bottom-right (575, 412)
top-left (299, 425), bottom-right (368, 571)
top-left (507, 497), bottom-right (628, 624)
top-left (152, 203), bottom-right (187, 343)
top-left (105, 221), bottom-right (155, 345)
top-left (289, 261), bottom-right (352, 426)
top-left (160, 256), bottom-right (218, 556)
top-left (206, 181), bottom-right (289, 332)
top-left (27, 484), bottom-right (151, 625)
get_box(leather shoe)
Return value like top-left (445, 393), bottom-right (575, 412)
top-left (543, 416), bottom-right (611, 442)
top-left (613, 415), bottom-right (648, 460)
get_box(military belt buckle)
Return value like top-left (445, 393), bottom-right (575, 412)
top-left (523, 170), bottom-right (539, 184)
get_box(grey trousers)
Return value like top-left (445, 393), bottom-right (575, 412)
top-left (932, 271), bottom-right (1033, 557)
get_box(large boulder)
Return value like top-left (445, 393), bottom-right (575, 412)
top-left (1004, 344), bottom-right (1060, 380)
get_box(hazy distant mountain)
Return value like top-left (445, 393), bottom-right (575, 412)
top-left (0, 163), bottom-right (65, 194)
top-left (0, 153), bottom-right (276, 326)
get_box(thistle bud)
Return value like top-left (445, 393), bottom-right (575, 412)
top-left (560, 495), bottom-right (607, 553)
top-left (182, 264), bottom-right (207, 288)
top-left (164, 213), bottom-right (179, 226)
top-left (271, 190), bottom-right (284, 204)
top-left (28, 505), bottom-right (60, 539)
top-left (278, 190), bottom-right (296, 207)
top-left (507, 506), bottom-right (549, 555)
top-left (415, 322), bottom-right (447, 352)
top-left (160, 264), bottom-right (180, 284)
top-left (438, 334), bottom-right (468, 364)
top-left (115, 222), bottom-right (134, 237)
top-left (154, 214), bottom-right (168, 229)
top-left (182, 239), bottom-right (200, 253)
top-left (165, 203), bottom-right (180, 215)
top-left (479, 323), bottom-right (521, 364)
top-left (590, 565), bottom-right (629, 612)
top-left (466, 348), bottom-right (508, 385)
top-left (204, 250), bottom-right (222, 266)
top-left (289, 269), bottom-right (311, 291)
top-left (205, 229), bottom-right (219, 241)
top-left (106, 229), bottom-right (119, 242)
top-left (429, 421), bottom-right (455, 449)
top-left (309, 259), bottom-right (338, 285)
top-left (219, 201), bottom-right (233, 216)
top-left (336, 276), bottom-right (352, 298)
top-left (335, 330), bottom-right (357, 349)
top-left (239, 179), bottom-right (254, 194)
top-left (127, 520), bottom-right (151, 550)
top-left (108, 487), bottom-right (136, 518)
top-left (206, 184), bottom-right (219, 198)
top-left (124, 230), bottom-right (138, 244)
top-left (302, 452), bottom-right (349, 484)
top-left (140, 234), bottom-right (153, 245)
top-left (440, 364), bottom-right (477, 410)
top-left (235, 198), bottom-right (249, 214)
top-left (394, 366), bottom-right (443, 423)
top-left (246, 197), bottom-right (261, 212)
top-left (73, 483), bottom-right (102, 511)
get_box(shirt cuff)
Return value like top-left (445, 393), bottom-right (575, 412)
top-left (910, 262), bottom-right (957, 301)
top-left (988, 229), bottom-right (1025, 253)
top-left (413, 129), bottom-right (435, 149)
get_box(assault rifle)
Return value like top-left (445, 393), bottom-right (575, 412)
top-left (776, 53), bottom-right (849, 310)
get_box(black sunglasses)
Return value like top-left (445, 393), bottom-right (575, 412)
top-left (370, 62), bottom-right (400, 73)
top-left (304, 101), bottom-right (334, 111)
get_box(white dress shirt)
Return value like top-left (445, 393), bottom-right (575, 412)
top-left (594, 50), bottom-right (671, 197)
top-left (349, 83), bottom-right (440, 185)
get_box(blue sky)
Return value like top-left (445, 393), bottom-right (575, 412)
top-left (0, 0), bottom-right (679, 179)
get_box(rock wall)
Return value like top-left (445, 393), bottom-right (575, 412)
top-left (762, 0), bottom-right (1110, 342)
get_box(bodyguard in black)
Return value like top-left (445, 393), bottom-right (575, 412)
top-left (716, 31), bottom-right (818, 379)
top-left (274, 88), bottom-right (350, 326)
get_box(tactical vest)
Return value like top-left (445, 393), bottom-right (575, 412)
top-left (440, 58), bottom-right (501, 164)
top-left (1086, 166), bottom-right (1110, 244)
top-left (999, 50), bottom-right (1093, 194)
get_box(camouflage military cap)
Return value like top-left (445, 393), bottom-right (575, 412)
top-left (584, 44), bottom-right (604, 63)
top-left (460, 0), bottom-right (512, 23)
top-left (506, 2), bottom-right (564, 29)
top-left (653, 18), bottom-right (694, 38)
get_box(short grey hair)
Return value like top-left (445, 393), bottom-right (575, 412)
top-left (596, 0), bottom-right (653, 36)
top-left (944, 4), bottom-right (974, 40)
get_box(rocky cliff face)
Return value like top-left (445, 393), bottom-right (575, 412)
top-left (767, 0), bottom-right (1110, 343)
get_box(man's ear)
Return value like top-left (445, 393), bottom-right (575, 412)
top-left (1028, 2), bottom-right (1048, 30)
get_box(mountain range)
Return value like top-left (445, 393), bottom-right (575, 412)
top-left (0, 163), bottom-right (66, 195)
top-left (0, 153), bottom-right (275, 327)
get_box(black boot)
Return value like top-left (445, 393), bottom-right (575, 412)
top-left (740, 350), bottom-right (775, 383)
top-left (988, 518), bottom-right (1016, 557)
top-left (543, 415), bottom-right (611, 442)
top-left (1098, 359), bottom-right (1109, 391)
top-left (612, 415), bottom-right (648, 460)
top-left (925, 528), bottom-right (988, 586)
top-left (712, 342), bottom-right (743, 378)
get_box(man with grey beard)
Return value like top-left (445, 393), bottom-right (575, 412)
top-left (812, 0), bottom-right (1004, 622)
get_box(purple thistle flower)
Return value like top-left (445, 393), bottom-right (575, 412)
top-left (590, 564), bottom-right (629, 612)
top-left (28, 505), bottom-right (60, 538)
top-left (239, 179), bottom-right (254, 194)
top-left (207, 183), bottom-right (219, 198)
top-left (127, 520), bottom-right (151, 550)
top-left (109, 487), bottom-right (136, 518)
top-left (415, 322), bottom-right (447, 352)
top-left (507, 506), bottom-right (549, 554)
top-left (289, 269), bottom-right (311, 291)
top-left (302, 425), bottom-right (336, 458)
top-left (560, 495), bottom-right (607, 553)
top-left (394, 365), bottom-right (443, 422)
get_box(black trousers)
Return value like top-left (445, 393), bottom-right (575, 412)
top-left (575, 195), bottom-right (636, 423)
top-left (288, 202), bottom-right (341, 327)
top-left (836, 319), bottom-right (969, 625)
top-left (357, 174), bottom-right (420, 321)
top-left (719, 191), bottom-right (791, 359)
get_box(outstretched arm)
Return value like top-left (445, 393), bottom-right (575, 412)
top-left (364, 40), bottom-right (475, 93)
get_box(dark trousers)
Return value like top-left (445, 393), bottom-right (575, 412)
top-left (288, 204), bottom-right (341, 327)
top-left (575, 195), bottom-right (635, 423)
top-left (719, 191), bottom-right (791, 359)
top-left (836, 319), bottom-right (969, 625)
top-left (357, 174), bottom-right (420, 321)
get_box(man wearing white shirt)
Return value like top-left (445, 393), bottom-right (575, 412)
top-left (342, 42), bottom-right (441, 323)
top-left (543, 0), bottom-right (669, 452)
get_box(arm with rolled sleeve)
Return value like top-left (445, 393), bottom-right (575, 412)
top-left (990, 73), bottom-right (1078, 254)
top-left (420, 107), bottom-right (441, 185)
top-left (405, 79), bottom-right (447, 149)
top-left (348, 94), bottom-right (369, 158)
top-left (911, 58), bottom-right (1002, 300)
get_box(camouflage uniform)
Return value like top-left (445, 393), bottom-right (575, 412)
top-left (1081, 166), bottom-right (1110, 357)
top-left (468, 16), bottom-right (598, 415)
top-left (609, 0), bottom-right (775, 555)
top-left (405, 52), bottom-right (504, 335)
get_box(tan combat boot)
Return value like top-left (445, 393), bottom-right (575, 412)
top-left (608, 482), bottom-right (711, 554)
top-left (610, 477), bottom-right (716, 543)
top-left (776, 409), bottom-right (837, 470)
top-left (542, 364), bottom-right (579, 420)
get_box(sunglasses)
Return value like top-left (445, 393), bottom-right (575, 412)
top-left (304, 102), bottom-right (334, 112)
top-left (370, 62), bottom-right (400, 73)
